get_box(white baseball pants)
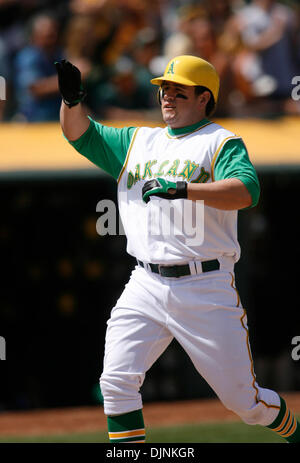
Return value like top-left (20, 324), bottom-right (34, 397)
top-left (100, 265), bottom-right (280, 425)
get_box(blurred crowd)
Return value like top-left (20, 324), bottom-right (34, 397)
top-left (1, 0), bottom-right (300, 122)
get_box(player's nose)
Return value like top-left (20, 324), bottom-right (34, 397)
top-left (162, 91), bottom-right (176, 102)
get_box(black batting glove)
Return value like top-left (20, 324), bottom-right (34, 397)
top-left (142, 178), bottom-right (188, 204)
top-left (54, 59), bottom-right (86, 108)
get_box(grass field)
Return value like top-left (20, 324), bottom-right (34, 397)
top-left (0, 419), bottom-right (290, 443)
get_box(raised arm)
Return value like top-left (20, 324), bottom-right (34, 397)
top-left (60, 101), bottom-right (90, 141)
top-left (55, 60), bottom-right (90, 140)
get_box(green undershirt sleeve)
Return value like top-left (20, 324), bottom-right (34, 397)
top-left (66, 117), bottom-right (136, 180)
top-left (214, 138), bottom-right (260, 208)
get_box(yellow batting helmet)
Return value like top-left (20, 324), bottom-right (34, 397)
top-left (151, 55), bottom-right (220, 104)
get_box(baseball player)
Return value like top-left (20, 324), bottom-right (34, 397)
top-left (55, 56), bottom-right (300, 443)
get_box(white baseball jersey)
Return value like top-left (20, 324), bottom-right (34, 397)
top-left (118, 123), bottom-right (241, 264)
top-left (68, 117), bottom-right (260, 266)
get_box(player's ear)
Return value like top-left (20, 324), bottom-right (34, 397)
top-left (196, 90), bottom-right (211, 115)
top-left (198, 90), bottom-right (210, 106)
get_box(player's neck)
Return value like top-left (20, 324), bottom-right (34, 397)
top-left (167, 118), bottom-right (210, 137)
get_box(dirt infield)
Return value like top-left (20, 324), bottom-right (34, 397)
top-left (0, 392), bottom-right (300, 437)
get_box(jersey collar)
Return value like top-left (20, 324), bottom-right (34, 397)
top-left (167, 118), bottom-right (211, 138)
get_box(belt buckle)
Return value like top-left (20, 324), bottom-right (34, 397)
top-left (159, 264), bottom-right (179, 278)
top-left (158, 264), bottom-right (171, 277)
top-left (148, 262), bottom-right (160, 274)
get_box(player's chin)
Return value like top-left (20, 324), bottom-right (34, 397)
top-left (162, 109), bottom-right (177, 124)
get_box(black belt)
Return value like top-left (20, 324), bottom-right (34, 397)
top-left (137, 259), bottom-right (220, 278)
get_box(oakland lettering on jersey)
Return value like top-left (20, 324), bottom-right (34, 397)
top-left (127, 158), bottom-right (210, 189)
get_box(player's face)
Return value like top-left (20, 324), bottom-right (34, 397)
top-left (160, 82), bottom-right (207, 129)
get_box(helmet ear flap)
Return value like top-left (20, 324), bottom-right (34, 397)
top-left (157, 87), bottom-right (162, 105)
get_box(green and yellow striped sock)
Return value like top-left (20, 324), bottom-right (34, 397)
top-left (107, 409), bottom-right (145, 443)
top-left (267, 396), bottom-right (300, 443)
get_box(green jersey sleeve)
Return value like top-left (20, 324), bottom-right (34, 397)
top-left (66, 117), bottom-right (137, 180)
top-left (213, 138), bottom-right (260, 208)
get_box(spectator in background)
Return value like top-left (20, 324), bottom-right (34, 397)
top-left (63, 15), bottom-right (97, 89)
top-left (62, 11), bottom-right (122, 117)
top-left (161, 4), bottom-right (196, 62)
top-left (63, 0), bottom-right (163, 119)
top-left (130, 28), bottom-right (161, 106)
top-left (70, 0), bottom-right (108, 15)
top-left (204, 0), bottom-right (234, 38)
top-left (63, 14), bottom-right (96, 66)
top-left (87, 0), bottom-right (150, 67)
top-left (13, 13), bottom-right (64, 122)
top-left (190, 14), bottom-right (237, 117)
top-left (68, 0), bottom-right (117, 68)
top-left (224, 0), bottom-right (300, 116)
top-left (0, 39), bottom-right (10, 120)
top-left (93, 56), bottom-right (159, 121)
top-left (162, 4), bottom-right (236, 116)
top-left (3, 0), bottom-right (300, 121)
top-left (163, 31), bottom-right (194, 61)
